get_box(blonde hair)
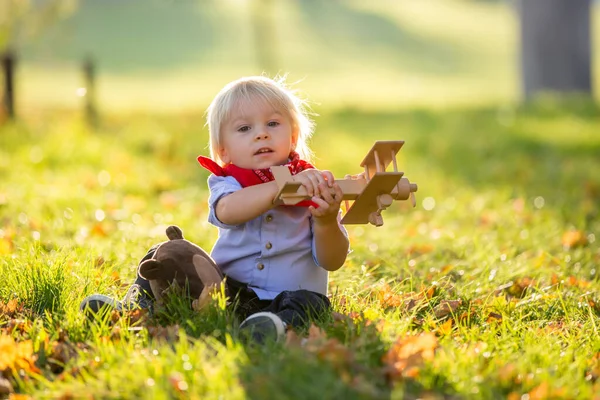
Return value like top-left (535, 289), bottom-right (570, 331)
top-left (206, 75), bottom-right (314, 166)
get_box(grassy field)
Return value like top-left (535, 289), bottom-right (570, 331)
top-left (1, 97), bottom-right (599, 399)
top-left (15, 0), bottom-right (600, 112)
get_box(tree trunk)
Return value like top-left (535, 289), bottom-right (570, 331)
top-left (2, 51), bottom-right (16, 120)
top-left (518, 0), bottom-right (592, 99)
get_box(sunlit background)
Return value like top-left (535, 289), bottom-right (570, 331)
top-left (4, 0), bottom-right (599, 115)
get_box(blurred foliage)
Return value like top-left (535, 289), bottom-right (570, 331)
top-left (0, 0), bottom-right (78, 52)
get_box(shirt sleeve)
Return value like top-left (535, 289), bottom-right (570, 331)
top-left (207, 174), bottom-right (244, 230)
top-left (310, 210), bottom-right (350, 268)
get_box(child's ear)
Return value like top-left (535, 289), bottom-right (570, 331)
top-left (218, 147), bottom-right (231, 164)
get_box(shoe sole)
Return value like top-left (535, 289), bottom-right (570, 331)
top-left (239, 312), bottom-right (286, 343)
top-left (80, 294), bottom-right (123, 313)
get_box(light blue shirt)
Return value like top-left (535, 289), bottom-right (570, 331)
top-left (207, 174), bottom-right (348, 300)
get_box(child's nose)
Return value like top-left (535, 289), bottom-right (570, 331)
top-left (255, 129), bottom-right (269, 140)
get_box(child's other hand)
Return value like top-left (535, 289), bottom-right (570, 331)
top-left (309, 182), bottom-right (343, 224)
top-left (293, 169), bottom-right (334, 197)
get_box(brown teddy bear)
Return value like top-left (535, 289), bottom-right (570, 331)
top-left (137, 225), bottom-right (224, 307)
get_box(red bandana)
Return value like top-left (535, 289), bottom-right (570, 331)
top-left (197, 151), bottom-right (318, 207)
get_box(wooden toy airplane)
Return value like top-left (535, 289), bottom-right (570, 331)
top-left (271, 141), bottom-right (418, 227)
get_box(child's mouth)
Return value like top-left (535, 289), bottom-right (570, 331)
top-left (255, 148), bottom-right (273, 155)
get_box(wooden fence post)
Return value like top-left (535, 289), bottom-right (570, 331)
top-left (2, 51), bottom-right (16, 120)
top-left (83, 56), bottom-right (98, 127)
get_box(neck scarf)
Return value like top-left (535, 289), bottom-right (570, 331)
top-left (197, 151), bottom-right (317, 207)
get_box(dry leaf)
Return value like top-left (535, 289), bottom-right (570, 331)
top-left (377, 283), bottom-right (404, 308)
top-left (434, 319), bottom-right (453, 336)
top-left (506, 392), bottom-right (520, 400)
top-left (487, 312), bottom-right (503, 324)
top-left (285, 329), bottom-right (305, 347)
top-left (286, 324), bottom-right (354, 374)
top-left (169, 372), bottom-right (189, 393)
top-left (0, 335), bottom-right (40, 375)
top-left (406, 244), bottom-right (434, 256)
top-left (0, 237), bottom-right (12, 255)
top-left (433, 299), bottom-right (462, 318)
top-left (147, 325), bottom-right (180, 342)
top-left (507, 277), bottom-right (536, 298)
top-left (497, 363), bottom-right (518, 386)
top-left (0, 300), bottom-right (22, 318)
top-left (561, 230), bottom-right (587, 249)
top-left (528, 381), bottom-right (549, 400)
top-left (0, 377), bottom-right (13, 395)
top-left (382, 332), bottom-right (438, 382)
top-left (8, 394), bottom-right (32, 400)
top-left (48, 341), bottom-right (78, 374)
top-left (312, 339), bottom-right (354, 370)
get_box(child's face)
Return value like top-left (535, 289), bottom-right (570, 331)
top-left (219, 97), bottom-right (297, 169)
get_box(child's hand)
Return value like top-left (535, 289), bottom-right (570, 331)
top-left (309, 182), bottom-right (343, 224)
top-left (293, 169), bottom-right (334, 197)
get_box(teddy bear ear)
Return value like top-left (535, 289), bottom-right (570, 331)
top-left (166, 225), bottom-right (184, 241)
top-left (138, 259), bottom-right (174, 280)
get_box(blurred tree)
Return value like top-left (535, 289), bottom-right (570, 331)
top-left (519, 0), bottom-right (592, 99)
top-left (1, 0), bottom-right (78, 120)
top-left (251, 0), bottom-right (278, 74)
top-left (0, 0), bottom-right (78, 52)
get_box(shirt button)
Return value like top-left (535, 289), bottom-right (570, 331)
top-left (265, 214), bottom-right (273, 222)
top-left (257, 263), bottom-right (265, 270)
top-left (265, 242), bottom-right (272, 250)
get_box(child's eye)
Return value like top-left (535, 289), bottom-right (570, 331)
top-left (267, 121), bottom-right (280, 127)
top-left (238, 126), bottom-right (251, 132)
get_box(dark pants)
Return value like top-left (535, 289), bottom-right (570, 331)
top-left (133, 245), bottom-right (331, 329)
top-left (226, 277), bottom-right (331, 328)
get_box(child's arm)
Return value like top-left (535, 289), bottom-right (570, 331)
top-left (310, 182), bottom-right (350, 271)
top-left (215, 181), bottom-right (279, 226)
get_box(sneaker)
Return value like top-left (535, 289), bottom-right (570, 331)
top-left (238, 311), bottom-right (287, 345)
top-left (80, 284), bottom-right (153, 316)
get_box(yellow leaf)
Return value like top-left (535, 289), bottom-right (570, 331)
top-left (0, 335), bottom-right (39, 374)
top-left (562, 230), bottom-right (587, 249)
top-left (406, 244), bottom-right (434, 256)
top-left (435, 319), bottom-right (453, 336)
top-left (0, 237), bottom-right (12, 255)
top-left (382, 332), bottom-right (438, 382)
top-left (528, 381), bottom-right (549, 400)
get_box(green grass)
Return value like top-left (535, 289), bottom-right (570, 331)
top-left (1, 98), bottom-right (599, 398)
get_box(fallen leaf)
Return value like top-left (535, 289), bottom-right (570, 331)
top-left (169, 372), bottom-right (188, 393)
top-left (433, 299), bottom-right (462, 318)
top-left (0, 237), bottom-right (12, 255)
top-left (0, 335), bottom-right (39, 374)
top-left (382, 332), bottom-right (438, 382)
top-left (91, 223), bottom-right (107, 237)
top-left (433, 319), bottom-right (453, 336)
top-left (285, 329), bottom-right (304, 347)
top-left (507, 277), bottom-right (536, 298)
top-left (0, 300), bottom-right (22, 318)
top-left (147, 325), bottom-right (180, 342)
top-left (562, 230), bottom-right (587, 249)
top-left (487, 312), bottom-right (503, 324)
top-left (497, 363), bottom-right (518, 386)
top-left (0, 377), bottom-right (13, 395)
top-left (8, 394), bottom-right (32, 400)
top-left (48, 341), bottom-right (78, 374)
top-left (528, 381), bottom-right (549, 400)
top-left (377, 283), bottom-right (404, 308)
top-left (406, 244), bottom-right (434, 256)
